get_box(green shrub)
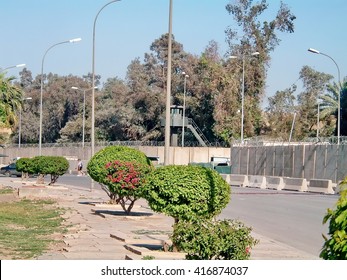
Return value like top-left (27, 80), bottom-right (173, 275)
top-left (87, 146), bottom-right (153, 208)
top-left (142, 165), bottom-right (230, 222)
top-left (320, 178), bottom-right (347, 260)
top-left (31, 156), bottom-right (69, 185)
top-left (16, 157), bottom-right (35, 178)
top-left (172, 219), bottom-right (258, 260)
top-left (104, 160), bottom-right (153, 213)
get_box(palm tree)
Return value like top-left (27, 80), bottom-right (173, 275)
top-left (319, 78), bottom-right (347, 136)
top-left (0, 73), bottom-right (23, 128)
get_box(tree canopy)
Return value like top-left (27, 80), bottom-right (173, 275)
top-left (1, 1), bottom-right (346, 146)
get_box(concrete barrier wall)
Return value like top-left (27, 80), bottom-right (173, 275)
top-left (266, 176), bottom-right (284, 190)
top-left (230, 144), bottom-right (347, 183)
top-left (248, 175), bottom-right (266, 189)
top-left (283, 177), bottom-right (308, 192)
top-left (229, 174), bottom-right (248, 187)
top-left (308, 179), bottom-right (334, 194)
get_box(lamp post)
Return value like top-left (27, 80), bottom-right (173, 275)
top-left (164, 0), bottom-right (173, 165)
top-left (0, 64), bottom-right (26, 73)
top-left (308, 48), bottom-right (341, 144)
top-left (71, 86), bottom-right (98, 148)
top-left (91, 0), bottom-right (120, 191)
top-left (19, 97), bottom-right (32, 148)
top-left (181, 72), bottom-right (189, 147)
top-left (230, 51), bottom-right (259, 143)
top-left (39, 38), bottom-right (81, 155)
top-left (317, 97), bottom-right (320, 141)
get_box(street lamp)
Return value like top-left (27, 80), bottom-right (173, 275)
top-left (71, 86), bottom-right (98, 148)
top-left (91, 0), bottom-right (121, 191)
top-left (230, 51), bottom-right (259, 143)
top-left (164, 0), bottom-right (173, 165)
top-left (39, 37), bottom-right (81, 155)
top-left (181, 71), bottom-right (189, 147)
top-left (308, 48), bottom-right (341, 144)
top-left (0, 64), bottom-right (26, 73)
top-left (317, 97), bottom-right (320, 141)
top-left (19, 97), bottom-right (32, 148)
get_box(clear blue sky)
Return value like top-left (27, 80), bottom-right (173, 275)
top-left (1, 0), bottom-right (346, 107)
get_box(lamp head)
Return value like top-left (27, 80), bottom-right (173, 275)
top-left (308, 48), bottom-right (320, 54)
top-left (69, 38), bottom-right (82, 43)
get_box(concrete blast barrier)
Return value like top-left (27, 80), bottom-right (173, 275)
top-left (266, 176), bottom-right (284, 190)
top-left (308, 179), bottom-right (334, 194)
top-left (229, 174), bottom-right (249, 187)
top-left (283, 177), bottom-right (308, 192)
top-left (248, 175), bottom-right (266, 189)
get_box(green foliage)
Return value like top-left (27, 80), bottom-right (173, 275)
top-left (0, 73), bottom-right (23, 128)
top-left (142, 255), bottom-right (155, 260)
top-left (142, 165), bottom-right (230, 222)
top-left (87, 146), bottom-right (151, 183)
top-left (320, 179), bottom-right (347, 260)
top-left (31, 156), bottom-right (69, 185)
top-left (172, 219), bottom-right (258, 260)
top-left (16, 157), bottom-right (36, 175)
top-left (87, 146), bottom-right (153, 210)
top-left (104, 160), bottom-right (153, 213)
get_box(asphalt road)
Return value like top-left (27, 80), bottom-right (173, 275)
top-left (219, 187), bottom-right (338, 257)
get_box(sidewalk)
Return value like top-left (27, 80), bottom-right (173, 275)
top-left (1, 177), bottom-right (319, 260)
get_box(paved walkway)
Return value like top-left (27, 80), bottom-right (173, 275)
top-left (1, 177), bottom-right (319, 260)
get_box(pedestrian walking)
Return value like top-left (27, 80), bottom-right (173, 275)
top-left (77, 159), bottom-right (84, 176)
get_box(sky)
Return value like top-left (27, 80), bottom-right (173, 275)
top-left (1, 0), bottom-right (346, 108)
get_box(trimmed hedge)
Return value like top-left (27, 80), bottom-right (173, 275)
top-left (172, 219), bottom-right (258, 260)
top-left (16, 157), bottom-right (36, 177)
top-left (142, 165), bottom-right (231, 222)
top-left (16, 156), bottom-right (69, 185)
top-left (87, 146), bottom-right (152, 185)
top-left (87, 146), bottom-right (153, 212)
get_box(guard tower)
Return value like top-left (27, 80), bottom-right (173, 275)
top-left (161, 105), bottom-right (210, 147)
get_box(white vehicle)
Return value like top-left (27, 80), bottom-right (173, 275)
top-left (210, 156), bottom-right (230, 166)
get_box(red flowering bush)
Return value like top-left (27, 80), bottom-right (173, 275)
top-left (104, 160), bottom-right (152, 214)
top-left (87, 146), bottom-right (154, 213)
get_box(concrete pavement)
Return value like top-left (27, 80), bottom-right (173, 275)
top-left (0, 176), bottom-right (319, 260)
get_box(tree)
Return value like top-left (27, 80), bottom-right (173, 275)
top-left (104, 160), bottom-right (153, 214)
top-left (297, 66), bottom-right (333, 138)
top-left (264, 85), bottom-right (297, 139)
top-left (27, 156), bottom-right (69, 185)
top-left (126, 58), bottom-right (164, 140)
top-left (87, 146), bottom-right (153, 211)
top-left (18, 73), bottom-right (89, 144)
top-left (224, 0), bottom-right (296, 139)
top-left (192, 41), bottom-right (231, 142)
top-left (95, 77), bottom-right (130, 141)
top-left (319, 78), bottom-right (347, 137)
top-left (0, 73), bottom-right (23, 142)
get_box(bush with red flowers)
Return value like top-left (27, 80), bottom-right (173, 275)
top-left (104, 160), bottom-right (152, 213)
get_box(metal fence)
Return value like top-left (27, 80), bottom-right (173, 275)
top-left (230, 142), bottom-right (347, 183)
